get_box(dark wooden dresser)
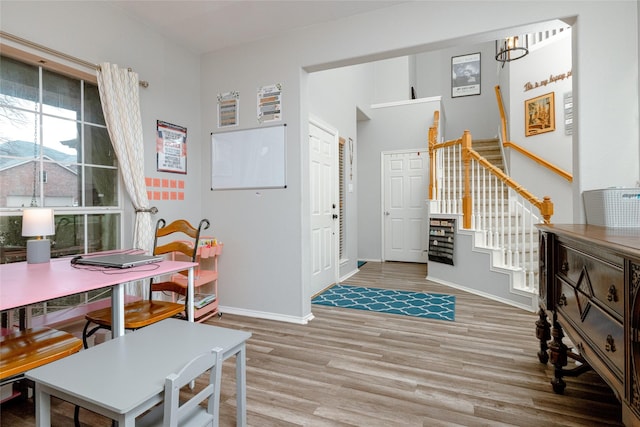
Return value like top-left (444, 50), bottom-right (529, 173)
top-left (537, 224), bottom-right (640, 426)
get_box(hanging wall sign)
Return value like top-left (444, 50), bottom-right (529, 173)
top-left (217, 91), bottom-right (239, 128)
top-left (156, 120), bottom-right (187, 174)
top-left (257, 83), bottom-right (282, 123)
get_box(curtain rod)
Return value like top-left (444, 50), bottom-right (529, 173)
top-left (0, 31), bottom-right (149, 88)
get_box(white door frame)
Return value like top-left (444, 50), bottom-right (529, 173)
top-left (380, 148), bottom-right (428, 262)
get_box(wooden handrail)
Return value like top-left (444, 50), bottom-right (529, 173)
top-left (461, 130), bottom-right (554, 224)
top-left (428, 110), bottom-right (440, 199)
top-left (503, 141), bottom-right (573, 182)
top-left (494, 85), bottom-right (572, 182)
top-left (494, 86), bottom-right (508, 144)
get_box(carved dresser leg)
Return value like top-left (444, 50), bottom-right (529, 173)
top-left (548, 312), bottom-right (568, 394)
top-left (536, 306), bottom-right (551, 364)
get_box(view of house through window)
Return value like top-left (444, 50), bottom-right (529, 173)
top-left (0, 54), bottom-right (122, 315)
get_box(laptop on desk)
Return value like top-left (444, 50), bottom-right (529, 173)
top-left (73, 253), bottom-right (164, 268)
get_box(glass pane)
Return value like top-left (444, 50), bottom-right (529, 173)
top-left (83, 166), bottom-right (118, 207)
top-left (84, 124), bottom-right (116, 166)
top-left (0, 110), bottom-right (43, 208)
top-left (0, 215), bottom-right (26, 263)
top-left (52, 214), bottom-right (84, 256)
top-left (1, 159), bottom-right (43, 208)
top-left (0, 106), bottom-right (40, 148)
top-left (42, 69), bottom-right (80, 119)
top-left (84, 83), bottom-right (105, 126)
top-left (87, 213), bottom-right (120, 252)
top-left (0, 56), bottom-right (38, 104)
top-left (41, 158), bottom-right (80, 207)
top-left (0, 105), bottom-right (39, 145)
top-left (42, 115), bottom-right (79, 159)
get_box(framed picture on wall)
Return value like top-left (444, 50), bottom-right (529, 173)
top-left (525, 92), bottom-right (555, 136)
top-left (451, 52), bottom-right (481, 98)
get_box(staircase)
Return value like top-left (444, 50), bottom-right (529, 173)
top-left (428, 129), bottom-right (545, 311)
top-left (473, 138), bottom-right (504, 172)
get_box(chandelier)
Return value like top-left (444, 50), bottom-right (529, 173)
top-left (495, 35), bottom-right (529, 67)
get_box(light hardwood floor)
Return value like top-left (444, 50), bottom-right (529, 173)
top-left (1, 262), bottom-right (623, 426)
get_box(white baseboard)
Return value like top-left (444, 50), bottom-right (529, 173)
top-left (218, 306), bottom-right (315, 324)
top-left (426, 274), bottom-right (537, 312)
top-left (340, 268), bottom-right (359, 282)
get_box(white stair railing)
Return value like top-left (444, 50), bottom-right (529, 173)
top-left (430, 135), bottom-right (545, 294)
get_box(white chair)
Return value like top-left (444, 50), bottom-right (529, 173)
top-left (137, 347), bottom-right (224, 427)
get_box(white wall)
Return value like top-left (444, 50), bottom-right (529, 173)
top-left (507, 31), bottom-right (574, 223)
top-left (201, 1), bottom-right (638, 322)
top-left (357, 99), bottom-right (441, 262)
top-left (307, 63), bottom-right (374, 280)
top-left (307, 57), bottom-right (433, 280)
top-left (373, 57), bottom-right (413, 103)
top-left (1, 1), bottom-right (203, 245)
top-left (415, 41), bottom-right (501, 140)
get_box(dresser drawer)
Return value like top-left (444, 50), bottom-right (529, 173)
top-left (558, 280), bottom-right (624, 378)
top-left (557, 243), bottom-right (624, 318)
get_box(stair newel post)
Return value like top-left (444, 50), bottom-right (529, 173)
top-left (540, 196), bottom-right (554, 224)
top-left (462, 130), bottom-right (472, 229)
top-left (428, 125), bottom-right (437, 200)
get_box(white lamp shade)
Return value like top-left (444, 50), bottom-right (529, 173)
top-left (22, 208), bottom-right (55, 237)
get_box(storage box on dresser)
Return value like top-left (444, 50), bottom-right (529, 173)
top-left (537, 224), bottom-right (640, 426)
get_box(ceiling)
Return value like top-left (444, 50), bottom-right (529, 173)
top-left (111, 1), bottom-right (408, 55)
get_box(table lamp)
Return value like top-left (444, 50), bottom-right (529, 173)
top-left (22, 207), bottom-right (55, 264)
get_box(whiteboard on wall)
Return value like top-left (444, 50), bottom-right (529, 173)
top-left (211, 124), bottom-right (286, 190)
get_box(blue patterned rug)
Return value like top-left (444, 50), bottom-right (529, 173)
top-left (312, 284), bottom-right (455, 322)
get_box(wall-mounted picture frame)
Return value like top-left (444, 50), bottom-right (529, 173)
top-left (156, 120), bottom-right (187, 174)
top-left (451, 52), bottom-right (481, 98)
top-left (525, 92), bottom-right (555, 137)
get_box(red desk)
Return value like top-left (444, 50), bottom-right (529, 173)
top-left (0, 256), bottom-right (198, 337)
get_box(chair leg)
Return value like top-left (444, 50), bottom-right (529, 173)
top-left (74, 405), bottom-right (81, 427)
top-left (82, 321), bottom-right (107, 349)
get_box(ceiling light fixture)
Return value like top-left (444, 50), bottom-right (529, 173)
top-left (495, 35), bottom-right (529, 68)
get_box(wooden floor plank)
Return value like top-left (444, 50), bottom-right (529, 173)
top-left (0, 261), bottom-right (624, 426)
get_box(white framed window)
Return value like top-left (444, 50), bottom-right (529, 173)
top-left (0, 53), bottom-right (123, 318)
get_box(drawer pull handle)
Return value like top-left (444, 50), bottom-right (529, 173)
top-left (607, 285), bottom-right (618, 302)
top-left (558, 294), bottom-right (567, 307)
top-left (605, 335), bottom-right (616, 353)
top-left (561, 261), bottom-right (569, 273)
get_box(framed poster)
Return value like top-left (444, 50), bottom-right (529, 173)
top-left (156, 120), bottom-right (187, 174)
top-left (525, 92), bottom-right (555, 137)
top-left (451, 53), bottom-right (481, 98)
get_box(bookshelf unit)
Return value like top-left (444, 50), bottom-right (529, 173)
top-left (172, 239), bottom-right (222, 322)
top-left (428, 218), bottom-right (455, 265)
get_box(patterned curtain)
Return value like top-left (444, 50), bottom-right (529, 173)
top-left (97, 63), bottom-right (155, 293)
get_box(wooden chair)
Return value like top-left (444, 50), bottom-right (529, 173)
top-left (0, 327), bottom-right (83, 394)
top-left (136, 347), bottom-right (223, 427)
top-left (81, 218), bottom-right (210, 348)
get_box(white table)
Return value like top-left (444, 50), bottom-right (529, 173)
top-left (26, 318), bottom-right (252, 426)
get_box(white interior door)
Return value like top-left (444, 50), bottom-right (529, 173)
top-left (383, 150), bottom-right (428, 262)
top-left (309, 119), bottom-right (338, 296)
